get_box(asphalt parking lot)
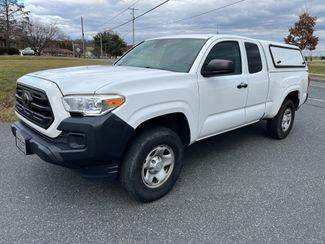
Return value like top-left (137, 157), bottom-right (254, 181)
top-left (0, 81), bottom-right (325, 243)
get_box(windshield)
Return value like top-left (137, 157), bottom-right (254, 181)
top-left (115, 38), bottom-right (207, 73)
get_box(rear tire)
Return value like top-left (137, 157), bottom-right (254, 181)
top-left (120, 127), bottom-right (184, 202)
top-left (267, 99), bottom-right (295, 139)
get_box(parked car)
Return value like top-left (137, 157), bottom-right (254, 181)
top-left (11, 35), bottom-right (309, 202)
top-left (21, 47), bottom-right (35, 56)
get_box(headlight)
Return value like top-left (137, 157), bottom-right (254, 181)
top-left (62, 95), bottom-right (125, 116)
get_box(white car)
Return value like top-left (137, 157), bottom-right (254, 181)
top-left (11, 34), bottom-right (309, 202)
top-left (21, 47), bottom-right (35, 56)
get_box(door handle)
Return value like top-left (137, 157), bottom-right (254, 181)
top-left (237, 83), bottom-right (248, 89)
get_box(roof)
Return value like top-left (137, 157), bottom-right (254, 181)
top-left (258, 40), bottom-right (300, 50)
top-left (148, 34), bottom-right (215, 40)
top-left (147, 34), bottom-right (300, 50)
top-left (148, 34), bottom-right (259, 40)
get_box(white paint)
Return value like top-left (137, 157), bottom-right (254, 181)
top-left (15, 34), bottom-right (309, 144)
top-left (241, 39), bottom-right (269, 122)
top-left (16, 76), bottom-right (70, 138)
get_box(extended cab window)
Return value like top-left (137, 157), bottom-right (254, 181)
top-left (245, 42), bottom-right (262, 73)
top-left (203, 41), bottom-right (242, 75)
top-left (115, 38), bottom-right (207, 73)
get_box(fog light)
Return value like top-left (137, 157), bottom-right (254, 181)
top-left (67, 133), bottom-right (86, 149)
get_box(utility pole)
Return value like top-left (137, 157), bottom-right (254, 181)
top-left (72, 41), bottom-right (75, 57)
top-left (129, 7), bottom-right (138, 46)
top-left (100, 35), bottom-right (103, 58)
top-left (81, 16), bottom-right (85, 58)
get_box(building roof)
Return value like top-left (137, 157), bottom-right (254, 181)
top-left (43, 47), bottom-right (73, 54)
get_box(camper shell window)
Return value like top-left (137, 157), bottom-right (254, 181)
top-left (269, 45), bottom-right (306, 68)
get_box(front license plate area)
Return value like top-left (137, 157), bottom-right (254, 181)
top-left (16, 131), bottom-right (27, 155)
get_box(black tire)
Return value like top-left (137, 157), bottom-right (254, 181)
top-left (267, 99), bottom-right (295, 139)
top-left (120, 127), bottom-right (184, 202)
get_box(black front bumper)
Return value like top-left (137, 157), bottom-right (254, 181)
top-left (11, 113), bottom-right (134, 178)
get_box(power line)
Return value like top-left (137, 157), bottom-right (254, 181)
top-left (110, 0), bottom-right (170, 31)
top-left (172, 0), bottom-right (249, 24)
top-left (115, 0), bottom-right (249, 43)
top-left (135, 0), bottom-right (170, 20)
top-left (99, 0), bottom-right (142, 28)
top-left (130, 0), bottom-right (249, 33)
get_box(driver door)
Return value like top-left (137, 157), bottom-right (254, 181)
top-left (198, 40), bottom-right (248, 139)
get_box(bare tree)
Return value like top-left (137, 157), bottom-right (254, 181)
top-left (24, 21), bottom-right (60, 55)
top-left (0, 0), bottom-right (29, 47)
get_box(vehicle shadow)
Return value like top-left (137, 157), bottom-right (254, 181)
top-left (184, 121), bottom-right (268, 167)
top-left (29, 121), bottom-right (268, 205)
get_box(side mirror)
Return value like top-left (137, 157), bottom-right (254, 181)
top-left (201, 59), bottom-right (234, 77)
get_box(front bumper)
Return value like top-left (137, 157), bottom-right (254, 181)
top-left (11, 113), bottom-right (134, 178)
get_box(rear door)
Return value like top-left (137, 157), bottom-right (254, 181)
top-left (243, 41), bottom-right (269, 122)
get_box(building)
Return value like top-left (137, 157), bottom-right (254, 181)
top-left (43, 47), bottom-right (73, 57)
top-left (0, 34), bottom-right (6, 48)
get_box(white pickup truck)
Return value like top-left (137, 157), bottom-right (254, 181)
top-left (11, 34), bottom-right (309, 202)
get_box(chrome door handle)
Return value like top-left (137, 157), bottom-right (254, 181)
top-left (237, 83), bottom-right (248, 89)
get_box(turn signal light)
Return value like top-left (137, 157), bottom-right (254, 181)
top-left (105, 97), bottom-right (125, 108)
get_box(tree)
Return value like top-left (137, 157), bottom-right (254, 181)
top-left (0, 0), bottom-right (29, 47)
top-left (284, 12), bottom-right (319, 52)
top-left (56, 40), bottom-right (73, 51)
top-left (23, 21), bottom-right (61, 55)
top-left (94, 31), bottom-right (127, 58)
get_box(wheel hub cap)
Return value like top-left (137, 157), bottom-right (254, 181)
top-left (141, 145), bottom-right (175, 189)
top-left (149, 156), bottom-right (163, 173)
top-left (282, 108), bottom-right (292, 132)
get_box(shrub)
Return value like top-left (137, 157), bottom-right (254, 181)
top-left (8, 47), bottom-right (20, 55)
top-left (0, 47), bottom-right (20, 55)
top-left (321, 56), bottom-right (325, 60)
top-left (0, 47), bottom-right (9, 55)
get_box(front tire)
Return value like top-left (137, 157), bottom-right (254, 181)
top-left (120, 127), bottom-right (184, 202)
top-left (267, 99), bottom-right (295, 139)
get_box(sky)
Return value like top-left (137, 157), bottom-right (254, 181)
top-left (23, 0), bottom-right (325, 54)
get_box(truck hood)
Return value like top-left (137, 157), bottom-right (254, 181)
top-left (26, 65), bottom-right (175, 95)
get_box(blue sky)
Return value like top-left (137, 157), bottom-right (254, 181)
top-left (23, 0), bottom-right (324, 54)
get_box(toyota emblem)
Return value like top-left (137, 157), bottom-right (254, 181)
top-left (21, 91), bottom-right (32, 107)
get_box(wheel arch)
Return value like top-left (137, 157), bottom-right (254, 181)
top-left (266, 86), bottom-right (301, 119)
top-left (285, 90), bottom-right (300, 110)
top-left (128, 112), bottom-right (192, 147)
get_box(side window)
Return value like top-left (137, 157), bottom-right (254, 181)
top-left (203, 41), bottom-right (242, 75)
top-left (270, 45), bottom-right (305, 68)
top-left (245, 42), bottom-right (262, 73)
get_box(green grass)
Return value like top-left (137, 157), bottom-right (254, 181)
top-left (309, 60), bottom-right (325, 76)
top-left (0, 56), bottom-right (107, 122)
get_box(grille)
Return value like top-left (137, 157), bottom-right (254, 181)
top-left (16, 84), bottom-right (54, 129)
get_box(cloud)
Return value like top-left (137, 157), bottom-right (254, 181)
top-left (23, 0), bottom-right (325, 52)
